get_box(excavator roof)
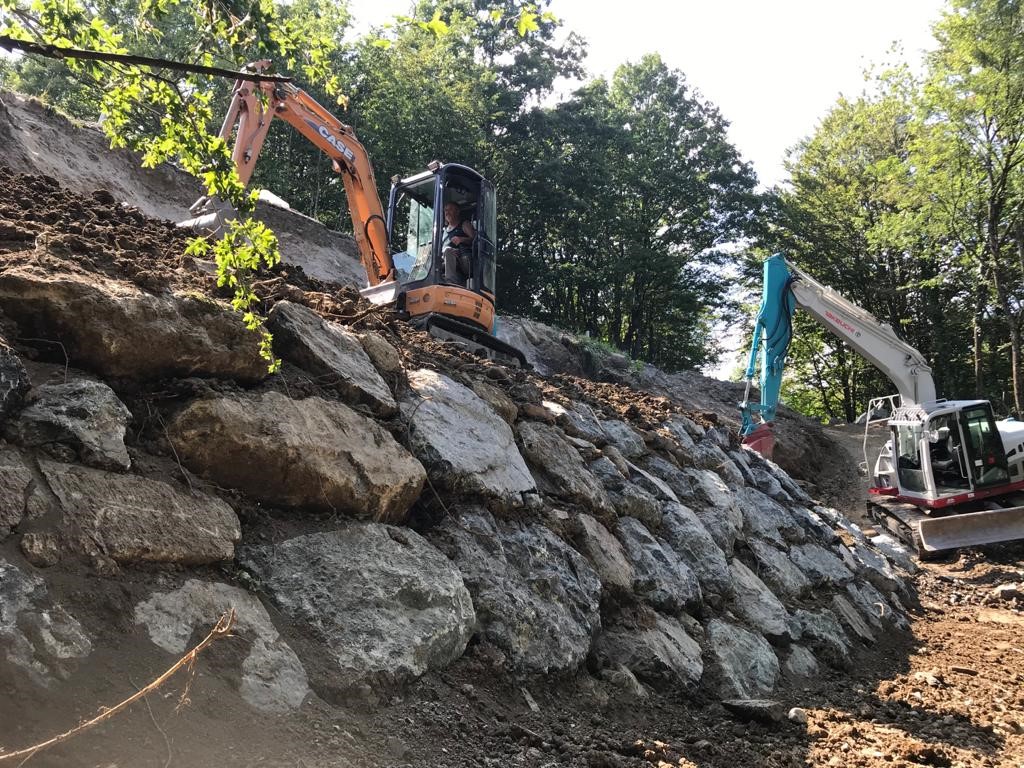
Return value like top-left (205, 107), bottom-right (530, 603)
top-left (892, 398), bottom-right (994, 423)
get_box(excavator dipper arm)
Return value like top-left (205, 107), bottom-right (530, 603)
top-left (214, 62), bottom-right (393, 285)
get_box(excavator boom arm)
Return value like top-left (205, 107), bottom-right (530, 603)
top-left (215, 64), bottom-right (393, 285)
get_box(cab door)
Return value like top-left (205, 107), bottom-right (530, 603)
top-left (958, 404), bottom-right (1011, 488)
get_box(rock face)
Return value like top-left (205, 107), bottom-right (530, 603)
top-left (616, 516), bottom-right (702, 614)
top-left (791, 609), bottom-right (852, 669)
top-left (705, 618), bottom-right (779, 699)
top-left (266, 301), bottom-right (396, 415)
top-left (728, 560), bottom-right (791, 645)
top-left (432, 508), bottom-right (600, 674)
top-left (591, 614), bottom-right (703, 692)
top-left (568, 513), bottom-right (634, 595)
top-left (517, 422), bottom-right (613, 515)
top-left (659, 503), bottom-right (733, 602)
top-left (0, 267), bottom-right (266, 382)
top-left (0, 342), bottom-right (30, 417)
top-left (7, 379), bottom-right (131, 470)
top-left (0, 558), bottom-right (91, 686)
top-left (135, 580), bottom-right (310, 713)
top-left (790, 543), bottom-right (855, 587)
top-left (242, 525), bottom-right (474, 699)
top-left (747, 538), bottom-right (812, 600)
top-left (402, 370), bottom-right (535, 505)
top-left (41, 460), bottom-right (240, 565)
top-left (169, 391), bottom-right (425, 523)
top-left (0, 449), bottom-right (33, 538)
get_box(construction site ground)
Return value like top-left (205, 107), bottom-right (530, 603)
top-left (0, 109), bottom-right (1022, 766)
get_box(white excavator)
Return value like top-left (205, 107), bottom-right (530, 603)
top-left (740, 253), bottom-right (1024, 556)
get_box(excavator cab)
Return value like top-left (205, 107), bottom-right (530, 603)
top-left (382, 162), bottom-right (525, 367)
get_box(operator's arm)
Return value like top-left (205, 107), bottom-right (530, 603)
top-left (454, 220), bottom-right (476, 246)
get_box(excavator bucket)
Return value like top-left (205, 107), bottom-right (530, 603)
top-left (742, 423), bottom-right (775, 460)
top-left (918, 506), bottom-right (1024, 554)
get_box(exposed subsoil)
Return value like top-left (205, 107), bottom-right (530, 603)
top-left (1, 167), bottom-right (1022, 767)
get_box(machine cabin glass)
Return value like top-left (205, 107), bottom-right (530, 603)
top-left (387, 177), bottom-right (437, 286)
top-left (957, 404), bottom-right (1010, 488)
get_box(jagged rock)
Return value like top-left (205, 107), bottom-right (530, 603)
top-left (616, 516), bottom-right (701, 614)
top-left (557, 401), bottom-right (609, 445)
top-left (661, 418), bottom-right (697, 452)
top-left (728, 559), bottom-right (791, 645)
top-left (517, 422), bottom-right (613, 515)
top-left (813, 505), bottom-right (865, 546)
top-left (747, 538), bottom-right (812, 600)
top-left (267, 301), bottom-right (396, 415)
top-left (170, 391), bottom-right (424, 523)
top-left (591, 614), bottom-right (703, 692)
top-left (749, 467), bottom-right (793, 503)
top-left (41, 460), bottom-right (240, 565)
top-left (790, 543), bottom-right (855, 587)
top-left (0, 267), bottom-right (266, 382)
top-left (789, 506), bottom-right (840, 545)
top-left (659, 503), bottom-right (733, 602)
top-left (627, 460), bottom-right (680, 504)
top-left (849, 542), bottom-right (902, 593)
top-left (6, 379), bottom-right (131, 470)
top-left (783, 645), bottom-right (820, 678)
top-left (569, 513), bottom-right (634, 595)
top-left (638, 454), bottom-right (693, 499)
top-left (358, 330), bottom-right (403, 377)
top-left (0, 558), bottom-right (91, 686)
top-left (705, 619), bottom-right (779, 699)
top-left (678, 469), bottom-right (743, 555)
top-left (471, 380), bottom-right (517, 424)
top-left (609, 482), bottom-right (663, 529)
top-left (136, 580), bottom-right (310, 713)
top-left (0, 449), bottom-right (32, 538)
top-left (242, 525), bottom-right (474, 698)
top-left (728, 449), bottom-right (757, 486)
top-left (589, 455), bottom-right (626, 484)
top-left (759, 456), bottom-right (813, 505)
top-left (791, 609), bottom-right (851, 669)
top-left (870, 533), bottom-right (917, 574)
top-left (844, 581), bottom-right (895, 630)
top-left (721, 698), bottom-right (787, 724)
top-left (693, 441), bottom-right (745, 488)
top-left (733, 487), bottom-right (805, 547)
top-left (598, 665), bottom-right (649, 698)
top-left (20, 532), bottom-right (60, 567)
top-left (402, 370), bottom-right (535, 506)
top-left (0, 342), bottom-right (30, 418)
top-left (831, 594), bottom-right (876, 644)
top-left (602, 444), bottom-right (633, 476)
top-left (600, 419), bottom-right (646, 458)
top-left (432, 508), bottom-right (600, 674)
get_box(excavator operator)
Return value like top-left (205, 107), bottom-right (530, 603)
top-left (442, 201), bottom-right (475, 284)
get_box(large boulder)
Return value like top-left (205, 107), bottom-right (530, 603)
top-left (242, 525), bottom-right (474, 699)
top-left (0, 557), bottom-right (91, 686)
top-left (659, 503), bottom-right (733, 602)
top-left (517, 422), bottom-right (613, 516)
top-left (402, 370), bottom-right (535, 506)
top-left (0, 266), bottom-right (266, 382)
top-left (615, 516), bottom-right (702, 614)
top-left (790, 543), bottom-right (855, 587)
top-left (6, 379), bottom-right (131, 470)
top-left (591, 614), bottom-right (703, 693)
top-left (266, 301), bottom-right (396, 416)
top-left (431, 508), bottom-right (601, 674)
top-left (136, 580), bottom-right (310, 713)
top-left (705, 619), bottom-right (779, 699)
top-left (568, 513), bottom-right (634, 595)
top-left (728, 559), bottom-right (791, 645)
top-left (169, 391), bottom-right (425, 523)
top-left (600, 420), bottom-right (646, 458)
top-left (746, 538), bottom-right (812, 600)
top-left (40, 460), bottom-right (240, 565)
top-left (790, 609), bottom-right (852, 669)
top-left (733, 487), bottom-right (805, 548)
top-left (678, 469), bottom-right (743, 555)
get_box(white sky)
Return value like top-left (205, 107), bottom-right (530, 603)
top-left (347, 0), bottom-right (947, 188)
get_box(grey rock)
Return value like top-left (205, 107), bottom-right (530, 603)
top-left (609, 481), bottom-right (663, 529)
top-left (41, 460), bottom-right (240, 565)
top-left (749, 467), bottom-right (793, 503)
top-left (517, 422), bottom-right (613, 515)
top-left (637, 454), bottom-right (693, 500)
top-left (788, 707), bottom-right (809, 725)
top-left (543, 400), bottom-right (608, 445)
top-left (588, 456), bottom-right (626, 484)
top-left (591, 614), bottom-right (703, 692)
top-left (721, 698), bottom-right (787, 724)
top-left (600, 419), bottom-right (646, 458)
top-left (788, 506), bottom-right (840, 545)
top-left (783, 645), bottom-right (820, 678)
top-left (0, 449), bottom-right (33, 538)
top-left (659, 503), bottom-right (733, 602)
top-left (791, 609), bottom-right (851, 669)
top-left (136, 580), bottom-right (309, 713)
top-left (747, 538), bottom-right (812, 600)
top-left (432, 508), bottom-right (600, 674)
top-left (626, 461), bottom-right (680, 505)
top-left (170, 391), bottom-right (425, 523)
top-left (705, 618), bottom-right (779, 698)
top-left (693, 441), bottom-right (745, 488)
top-left (267, 301), bottom-right (396, 416)
top-left (790, 543), bottom-right (855, 587)
top-left (661, 418), bottom-right (697, 452)
top-left (569, 514), bottom-right (634, 595)
top-left (733, 487), bottom-right (805, 547)
top-left (728, 559), bottom-right (791, 644)
top-left (358, 330), bottom-right (403, 377)
top-left (844, 581), bottom-right (895, 630)
top-left (616, 517), bottom-right (702, 613)
top-left (0, 343), bottom-right (30, 418)
top-left (1, 558), bottom-right (91, 686)
top-left (679, 469), bottom-right (743, 555)
top-left (403, 370), bottom-right (535, 506)
top-left (7, 379), bottom-right (131, 470)
top-left (870, 533), bottom-right (918, 574)
top-left (728, 449), bottom-right (757, 486)
top-left (849, 542), bottom-right (903, 593)
top-left (601, 444), bottom-right (632, 477)
top-left (243, 525), bottom-right (474, 697)
top-left (831, 594), bottom-right (876, 644)
top-left (471, 380), bottom-right (517, 425)
top-left (0, 267), bottom-right (266, 382)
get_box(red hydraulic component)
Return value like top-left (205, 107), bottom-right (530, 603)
top-left (742, 423), bottom-right (776, 460)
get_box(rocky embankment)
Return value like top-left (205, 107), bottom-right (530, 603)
top-left (0, 161), bottom-right (920, 767)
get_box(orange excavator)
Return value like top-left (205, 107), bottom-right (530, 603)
top-left (182, 61), bottom-right (526, 366)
